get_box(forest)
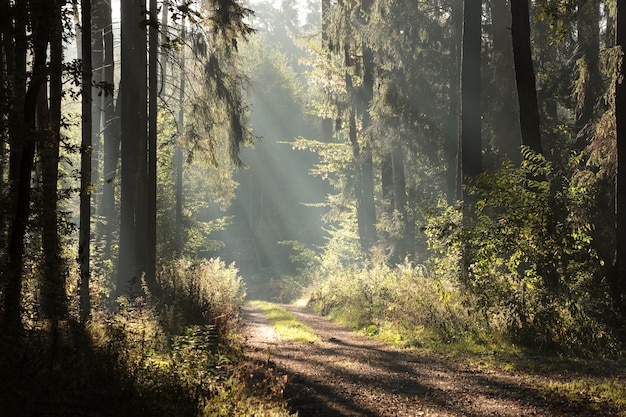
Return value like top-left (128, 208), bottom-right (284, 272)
top-left (1, 0), bottom-right (626, 415)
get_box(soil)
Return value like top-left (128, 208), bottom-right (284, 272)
top-left (243, 302), bottom-right (626, 417)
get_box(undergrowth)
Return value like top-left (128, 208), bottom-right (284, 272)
top-left (0, 258), bottom-right (293, 417)
top-left (308, 260), bottom-right (497, 352)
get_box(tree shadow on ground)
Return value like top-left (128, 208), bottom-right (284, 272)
top-left (0, 321), bottom-right (197, 417)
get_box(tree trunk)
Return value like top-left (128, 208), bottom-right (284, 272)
top-left (146, 0), bottom-right (158, 295)
top-left (510, 0), bottom-right (543, 155)
top-left (91, 0), bottom-right (104, 225)
top-left (117, 0), bottom-right (147, 299)
top-left (5, 0), bottom-right (50, 330)
top-left (40, 0), bottom-right (66, 324)
top-left (360, 0), bottom-right (377, 253)
top-left (392, 141), bottom-right (410, 259)
top-left (446, 0), bottom-right (463, 204)
top-left (0, 0), bottom-right (14, 256)
top-left (574, 0), bottom-right (601, 151)
top-left (461, 0), bottom-right (483, 201)
top-left (322, 0), bottom-right (333, 142)
top-left (175, 24), bottom-right (186, 256)
top-left (343, 40), bottom-right (367, 254)
top-left (613, 0), bottom-right (626, 313)
top-left (79, 0), bottom-right (93, 321)
top-left (491, 0), bottom-right (521, 163)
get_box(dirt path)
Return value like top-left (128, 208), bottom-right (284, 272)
top-left (242, 302), bottom-right (626, 417)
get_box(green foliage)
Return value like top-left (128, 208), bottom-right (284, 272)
top-left (309, 260), bottom-right (489, 349)
top-left (426, 149), bottom-right (618, 354)
top-left (0, 257), bottom-right (294, 416)
top-left (156, 116), bottom-right (237, 260)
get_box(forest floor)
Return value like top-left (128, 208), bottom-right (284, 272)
top-left (243, 302), bottom-right (626, 417)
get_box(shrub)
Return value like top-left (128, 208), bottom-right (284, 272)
top-left (424, 150), bottom-right (620, 355)
top-left (157, 257), bottom-right (246, 339)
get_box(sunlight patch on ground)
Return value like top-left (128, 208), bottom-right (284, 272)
top-left (250, 300), bottom-right (320, 344)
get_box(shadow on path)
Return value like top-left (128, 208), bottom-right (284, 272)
top-left (243, 303), bottom-right (624, 417)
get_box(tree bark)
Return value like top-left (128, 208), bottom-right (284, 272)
top-left (491, 0), bottom-right (521, 163)
top-left (461, 0), bottom-right (483, 202)
top-left (91, 0), bottom-right (104, 224)
top-left (79, 0), bottom-right (93, 321)
top-left (613, 0), bottom-right (626, 312)
top-left (574, 0), bottom-right (601, 151)
top-left (510, 0), bottom-right (543, 155)
top-left (175, 24), bottom-right (186, 256)
top-left (146, 0), bottom-right (158, 295)
top-left (40, 0), bottom-right (66, 323)
top-left (5, 0), bottom-right (50, 330)
top-left (117, 0), bottom-right (147, 299)
top-left (322, 0), bottom-right (333, 142)
top-left (358, 0), bottom-right (377, 253)
top-left (99, 0), bottom-right (118, 262)
top-left (447, 0), bottom-right (463, 204)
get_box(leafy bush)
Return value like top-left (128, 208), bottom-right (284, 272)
top-left (424, 149), bottom-right (619, 354)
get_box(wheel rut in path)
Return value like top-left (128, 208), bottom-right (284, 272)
top-left (242, 302), bottom-right (623, 417)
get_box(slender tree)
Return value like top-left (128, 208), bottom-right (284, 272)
top-left (574, 0), bottom-right (601, 151)
top-left (79, 0), bottom-right (93, 321)
top-left (511, 0), bottom-right (543, 155)
top-left (614, 0), bottom-right (626, 311)
top-left (117, 0), bottom-right (147, 298)
top-left (99, 0), bottom-right (119, 261)
top-left (41, 0), bottom-right (66, 326)
top-left (447, 0), bottom-right (463, 203)
top-left (175, 24), bottom-right (186, 256)
top-left (321, 0), bottom-right (333, 142)
top-left (358, 0), bottom-right (377, 253)
top-left (461, 0), bottom-right (483, 204)
top-left (5, 0), bottom-right (51, 330)
top-left (491, 0), bottom-right (521, 163)
top-left (147, 0), bottom-right (158, 291)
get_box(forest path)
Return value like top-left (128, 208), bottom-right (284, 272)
top-left (242, 302), bottom-right (624, 417)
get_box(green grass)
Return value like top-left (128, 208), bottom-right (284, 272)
top-left (536, 378), bottom-right (626, 415)
top-left (250, 301), bottom-right (320, 344)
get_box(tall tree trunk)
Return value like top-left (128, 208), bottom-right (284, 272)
top-left (79, 0), bottom-right (93, 321)
top-left (5, 0), bottom-right (50, 330)
top-left (41, 0), bottom-right (66, 325)
top-left (343, 40), bottom-right (367, 254)
top-left (380, 146), bottom-right (394, 257)
top-left (613, 0), bottom-right (626, 312)
top-left (574, 0), bottom-right (601, 151)
top-left (8, 0), bottom-right (26, 188)
top-left (392, 140), bottom-right (410, 260)
top-left (461, 0), bottom-right (483, 203)
top-left (100, 0), bottom-right (118, 262)
top-left (175, 24), bottom-right (186, 256)
top-left (510, 0), bottom-right (543, 155)
top-left (322, 0), bottom-right (333, 142)
top-left (91, 0), bottom-right (104, 226)
top-left (146, 0), bottom-right (158, 295)
top-left (117, 0), bottom-right (147, 299)
top-left (491, 0), bottom-right (521, 163)
top-left (0, 0), bottom-right (13, 253)
top-left (354, 0), bottom-right (377, 254)
top-left (447, 0), bottom-right (463, 204)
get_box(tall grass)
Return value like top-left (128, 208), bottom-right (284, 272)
top-left (309, 260), bottom-right (495, 350)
